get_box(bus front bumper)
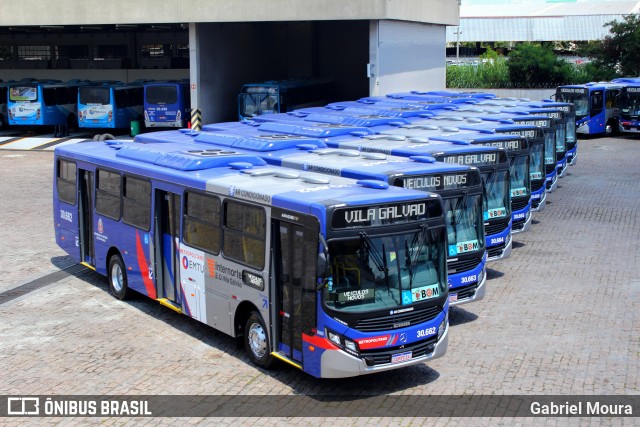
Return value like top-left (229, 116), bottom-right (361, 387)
top-left (487, 232), bottom-right (512, 263)
top-left (512, 209), bottom-right (533, 234)
top-left (319, 323), bottom-right (449, 378)
top-left (546, 173), bottom-right (558, 193)
top-left (449, 268), bottom-right (486, 306)
top-left (531, 190), bottom-right (547, 212)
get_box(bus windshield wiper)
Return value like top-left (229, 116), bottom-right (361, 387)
top-left (359, 231), bottom-right (390, 289)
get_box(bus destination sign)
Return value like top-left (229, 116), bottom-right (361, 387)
top-left (332, 201), bottom-right (432, 228)
top-left (399, 172), bottom-right (478, 192)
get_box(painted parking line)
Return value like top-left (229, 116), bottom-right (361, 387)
top-left (0, 135), bottom-right (93, 150)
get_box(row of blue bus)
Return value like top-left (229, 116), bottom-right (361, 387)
top-left (0, 78), bottom-right (190, 132)
top-left (53, 88), bottom-right (578, 378)
top-left (555, 77), bottom-right (640, 136)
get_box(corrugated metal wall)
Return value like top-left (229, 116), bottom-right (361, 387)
top-left (371, 20), bottom-right (446, 95)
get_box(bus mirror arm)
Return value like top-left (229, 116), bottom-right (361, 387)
top-left (316, 233), bottom-right (330, 291)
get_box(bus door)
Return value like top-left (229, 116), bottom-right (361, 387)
top-left (154, 190), bottom-right (181, 306)
top-left (273, 217), bottom-right (317, 363)
top-left (78, 170), bottom-right (95, 266)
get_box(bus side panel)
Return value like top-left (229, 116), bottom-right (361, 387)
top-left (92, 216), bottom-right (156, 298)
top-left (54, 198), bottom-right (81, 262)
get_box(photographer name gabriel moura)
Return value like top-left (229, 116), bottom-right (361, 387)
top-left (530, 400), bottom-right (633, 416)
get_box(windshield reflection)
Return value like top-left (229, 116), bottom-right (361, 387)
top-left (323, 228), bottom-right (446, 313)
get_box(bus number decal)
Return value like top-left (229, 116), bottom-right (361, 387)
top-left (513, 212), bottom-right (526, 220)
top-left (59, 209), bottom-right (73, 222)
top-left (460, 274), bottom-right (477, 284)
top-left (490, 236), bottom-right (504, 245)
top-left (416, 327), bottom-right (436, 338)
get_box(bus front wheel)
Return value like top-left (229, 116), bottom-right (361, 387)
top-left (605, 121), bottom-right (616, 137)
top-left (108, 254), bottom-right (131, 300)
top-left (244, 311), bottom-right (275, 369)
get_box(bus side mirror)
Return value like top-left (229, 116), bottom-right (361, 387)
top-left (316, 252), bottom-right (328, 291)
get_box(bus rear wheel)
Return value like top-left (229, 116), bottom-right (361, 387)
top-left (108, 254), bottom-right (131, 300)
top-left (244, 311), bottom-right (275, 369)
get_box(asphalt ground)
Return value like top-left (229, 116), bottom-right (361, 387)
top-left (0, 134), bottom-right (638, 426)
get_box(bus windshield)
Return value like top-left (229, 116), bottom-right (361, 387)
top-left (239, 93), bottom-right (279, 118)
top-left (323, 228), bottom-right (446, 313)
top-left (510, 156), bottom-right (530, 198)
top-left (482, 170), bottom-right (510, 220)
top-left (556, 92), bottom-right (589, 119)
top-left (620, 90), bottom-right (640, 118)
top-left (544, 131), bottom-right (556, 166)
top-left (79, 87), bottom-right (111, 105)
top-left (530, 144), bottom-right (545, 181)
top-left (556, 124), bottom-right (566, 153)
top-left (146, 85), bottom-right (178, 105)
top-left (444, 194), bottom-right (484, 255)
top-left (9, 86), bottom-right (37, 102)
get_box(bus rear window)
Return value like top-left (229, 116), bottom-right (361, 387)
top-left (56, 159), bottom-right (76, 205)
top-left (146, 85), bottom-right (178, 105)
top-left (9, 86), bottom-right (37, 102)
top-left (79, 87), bottom-right (110, 105)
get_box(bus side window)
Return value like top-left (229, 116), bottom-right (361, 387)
top-left (56, 159), bottom-right (77, 205)
top-left (95, 169), bottom-right (122, 220)
top-left (122, 175), bottom-right (151, 230)
top-left (590, 90), bottom-right (603, 117)
top-left (183, 191), bottom-right (221, 254)
top-left (223, 201), bottom-right (265, 269)
top-left (606, 89), bottom-right (620, 108)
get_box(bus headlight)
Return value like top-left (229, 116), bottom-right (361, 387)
top-left (344, 340), bottom-right (358, 352)
top-left (327, 330), bottom-right (341, 346)
top-left (325, 328), bottom-right (360, 356)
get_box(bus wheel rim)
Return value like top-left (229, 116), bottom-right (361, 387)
top-left (111, 263), bottom-right (123, 292)
top-left (248, 323), bottom-right (267, 358)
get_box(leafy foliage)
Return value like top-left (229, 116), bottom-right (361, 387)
top-left (506, 43), bottom-right (574, 87)
top-left (577, 14), bottom-right (640, 78)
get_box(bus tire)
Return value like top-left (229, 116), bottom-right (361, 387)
top-left (605, 121), bottom-right (616, 137)
top-left (244, 311), bottom-right (275, 369)
top-left (108, 254), bottom-right (131, 300)
top-left (99, 133), bottom-right (115, 141)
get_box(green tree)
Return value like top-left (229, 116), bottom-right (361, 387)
top-left (506, 43), bottom-right (573, 87)
top-left (577, 14), bottom-right (640, 77)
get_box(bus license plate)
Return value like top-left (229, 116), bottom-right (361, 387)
top-left (391, 351), bottom-right (412, 364)
top-left (449, 293), bottom-right (458, 303)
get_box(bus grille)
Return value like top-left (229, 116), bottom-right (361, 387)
top-left (545, 164), bottom-right (556, 175)
top-left (354, 305), bottom-right (442, 332)
top-left (448, 254), bottom-right (483, 275)
top-left (484, 219), bottom-right (509, 236)
top-left (451, 282), bottom-right (479, 301)
top-left (511, 198), bottom-right (529, 212)
top-left (359, 336), bottom-right (438, 366)
top-left (487, 243), bottom-right (506, 259)
top-left (567, 141), bottom-right (577, 150)
top-left (531, 179), bottom-right (545, 193)
top-left (512, 217), bottom-right (526, 231)
top-left (557, 151), bottom-right (566, 161)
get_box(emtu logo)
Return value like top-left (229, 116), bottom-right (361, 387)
top-left (7, 397), bottom-right (40, 415)
top-left (207, 259), bottom-right (216, 277)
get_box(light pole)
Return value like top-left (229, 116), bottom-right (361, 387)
top-left (454, 28), bottom-right (462, 64)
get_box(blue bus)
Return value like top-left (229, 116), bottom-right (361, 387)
top-left (78, 82), bottom-right (144, 129)
top-left (138, 127), bottom-right (487, 307)
top-left (554, 82), bottom-right (623, 137)
top-left (238, 77), bottom-right (334, 120)
top-left (54, 138), bottom-right (450, 378)
top-left (419, 116), bottom-right (546, 212)
top-left (618, 82), bottom-right (640, 134)
top-left (227, 113), bottom-right (513, 264)
top-left (7, 79), bottom-right (84, 134)
top-left (144, 80), bottom-right (191, 128)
